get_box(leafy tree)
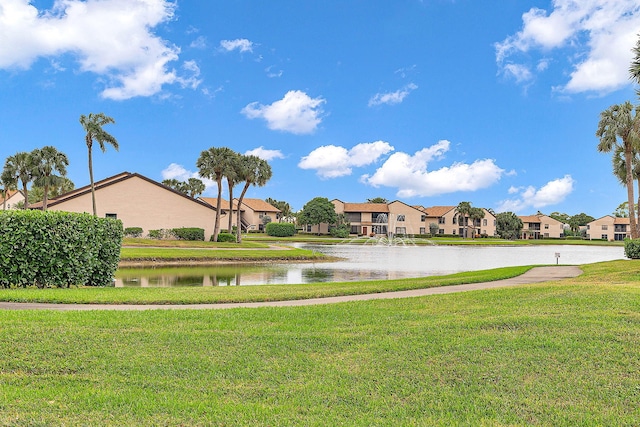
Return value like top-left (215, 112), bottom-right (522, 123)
top-left (30, 146), bottom-right (69, 211)
top-left (428, 222), bottom-right (439, 235)
top-left (80, 113), bottom-right (118, 216)
top-left (162, 178), bottom-right (205, 198)
top-left (28, 177), bottom-right (75, 204)
top-left (298, 197), bottom-right (337, 234)
top-left (196, 147), bottom-right (237, 243)
top-left (596, 101), bottom-right (640, 238)
top-left (549, 212), bottom-right (570, 223)
top-left (3, 152), bottom-right (34, 209)
top-left (235, 155), bottom-right (272, 243)
top-left (366, 197), bottom-right (388, 204)
top-left (614, 201), bottom-right (630, 218)
top-left (496, 212), bottom-right (523, 240)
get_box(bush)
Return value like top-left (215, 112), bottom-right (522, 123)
top-left (266, 222), bottom-right (296, 237)
top-left (624, 238), bottom-right (640, 259)
top-left (124, 227), bottom-right (143, 238)
top-left (0, 210), bottom-right (123, 288)
top-left (216, 233), bottom-right (237, 243)
top-left (330, 225), bottom-right (350, 238)
top-left (172, 227), bottom-right (204, 241)
top-left (148, 229), bottom-right (174, 239)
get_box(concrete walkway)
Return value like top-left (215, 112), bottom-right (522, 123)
top-left (0, 266), bottom-right (582, 311)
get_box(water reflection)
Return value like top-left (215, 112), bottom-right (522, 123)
top-left (114, 244), bottom-right (626, 287)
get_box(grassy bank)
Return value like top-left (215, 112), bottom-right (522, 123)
top-left (0, 266), bottom-right (530, 304)
top-left (0, 260), bottom-right (638, 425)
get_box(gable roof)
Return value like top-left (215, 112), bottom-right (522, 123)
top-left (0, 189), bottom-right (24, 203)
top-left (342, 203), bottom-right (389, 213)
top-left (31, 172), bottom-right (215, 211)
top-left (422, 206), bottom-right (456, 217)
top-left (199, 197), bottom-right (243, 212)
top-left (519, 215), bottom-right (541, 224)
top-left (240, 198), bottom-right (280, 213)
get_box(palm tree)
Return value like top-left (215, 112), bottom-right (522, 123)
top-left (186, 178), bottom-right (205, 198)
top-left (469, 207), bottom-right (486, 238)
top-left (0, 170), bottom-right (17, 211)
top-left (612, 145), bottom-right (640, 233)
top-left (235, 155), bottom-right (272, 243)
top-left (3, 152), bottom-right (34, 209)
top-left (454, 201), bottom-right (472, 238)
top-left (196, 147), bottom-right (238, 242)
top-left (30, 146), bottom-right (69, 211)
top-left (597, 102), bottom-right (640, 238)
top-left (224, 152), bottom-right (241, 234)
top-left (80, 113), bottom-right (118, 216)
top-left (630, 33), bottom-right (640, 97)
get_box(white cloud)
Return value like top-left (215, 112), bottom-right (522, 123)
top-left (360, 140), bottom-right (504, 197)
top-left (244, 146), bottom-right (285, 161)
top-left (496, 175), bottom-right (575, 213)
top-left (299, 141), bottom-right (394, 179)
top-left (161, 163), bottom-right (216, 193)
top-left (368, 83), bottom-right (418, 107)
top-left (495, 0), bottom-right (640, 94)
top-left (0, 0), bottom-right (197, 100)
top-left (190, 36), bottom-right (207, 49)
top-left (242, 90), bottom-right (325, 134)
top-left (220, 38), bottom-right (254, 53)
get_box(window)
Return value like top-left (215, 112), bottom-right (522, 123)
top-left (421, 215), bottom-right (426, 221)
top-left (105, 213), bottom-right (117, 219)
top-left (438, 229), bottom-right (444, 234)
top-left (601, 225), bottom-right (608, 230)
top-left (601, 234), bottom-right (608, 240)
top-left (395, 227), bottom-right (406, 235)
top-left (347, 212), bottom-right (361, 222)
top-left (397, 214), bottom-right (405, 221)
top-left (420, 227), bottom-right (426, 234)
top-left (453, 217), bottom-right (457, 224)
top-left (438, 217), bottom-right (445, 224)
top-left (483, 219), bottom-right (487, 226)
top-left (545, 224), bottom-right (549, 229)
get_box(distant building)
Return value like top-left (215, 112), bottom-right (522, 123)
top-left (1, 189), bottom-right (25, 210)
top-left (518, 214), bottom-right (565, 239)
top-left (421, 206), bottom-right (497, 237)
top-left (586, 216), bottom-right (630, 241)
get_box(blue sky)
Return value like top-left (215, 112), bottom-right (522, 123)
top-left (1, 1), bottom-right (640, 217)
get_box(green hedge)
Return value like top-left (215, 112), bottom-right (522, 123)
top-left (216, 232), bottom-right (237, 243)
top-left (172, 227), bottom-right (205, 241)
top-left (124, 227), bottom-right (143, 237)
top-left (0, 210), bottom-right (123, 288)
top-left (624, 238), bottom-right (640, 259)
top-left (266, 222), bottom-right (296, 237)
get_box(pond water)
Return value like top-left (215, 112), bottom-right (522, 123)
top-left (114, 243), bottom-right (626, 287)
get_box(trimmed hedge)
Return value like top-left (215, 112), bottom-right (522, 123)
top-left (172, 227), bottom-right (205, 241)
top-left (0, 210), bottom-right (123, 288)
top-left (124, 227), bottom-right (143, 237)
top-left (216, 232), bottom-right (237, 243)
top-left (266, 222), bottom-right (296, 237)
top-left (624, 238), bottom-right (640, 259)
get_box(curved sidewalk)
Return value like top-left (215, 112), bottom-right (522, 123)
top-left (0, 266), bottom-right (582, 311)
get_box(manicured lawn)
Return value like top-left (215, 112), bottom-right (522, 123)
top-left (0, 260), bottom-right (638, 425)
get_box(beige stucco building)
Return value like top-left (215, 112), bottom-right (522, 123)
top-left (586, 215), bottom-right (630, 241)
top-left (35, 172), bottom-right (220, 240)
top-left (331, 199), bottom-right (426, 236)
top-left (1, 190), bottom-right (25, 210)
top-left (420, 206), bottom-right (497, 237)
top-left (518, 214), bottom-right (565, 239)
top-left (199, 197), bottom-right (281, 232)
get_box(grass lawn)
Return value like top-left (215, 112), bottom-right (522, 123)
top-left (0, 260), bottom-right (639, 425)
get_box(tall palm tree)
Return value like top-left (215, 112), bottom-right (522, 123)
top-left (235, 155), bottom-right (272, 243)
top-left (454, 201), bottom-right (472, 238)
top-left (224, 152), bottom-right (241, 234)
top-left (196, 146), bottom-right (238, 242)
top-left (612, 145), bottom-right (640, 231)
top-left (3, 152), bottom-right (34, 209)
top-left (30, 146), bottom-right (69, 211)
top-left (186, 178), bottom-right (205, 198)
top-left (469, 207), bottom-right (486, 239)
top-left (597, 101), bottom-right (640, 238)
top-left (630, 33), bottom-right (640, 97)
top-left (80, 113), bottom-right (118, 216)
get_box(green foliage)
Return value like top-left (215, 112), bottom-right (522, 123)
top-left (172, 228), bottom-right (205, 241)
top-left (266, 222), bottom-right (296, 237)
top-left (429, 222), bottom-right (439, 235)
top-left (495, 212), bottom-right (523, 240)
top-left (216, 233), bottom-right (237, 243)
top-left (366, 197), bottom-right (389, 203)
top-left (330, 225), bottom-right (350, 238)
top-left (148, 229), bottom-right (174, 240)
top-left (297, 197), bottom-right (337, 228)
top-left (624, 238), bottom-right (640, 259)
top-left (0, 210), bottom-right (122, 288)
top-left (124, 227), bottom-right (143, 238)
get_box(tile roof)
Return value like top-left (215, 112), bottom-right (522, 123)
top-left (342, 203), bottom-right (389, 213)
top-left (422, 206), bottom-right (455, 217)
top-left (240, 198), bottom-right (280, 213)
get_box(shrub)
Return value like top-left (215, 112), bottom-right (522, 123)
top-left (148, 229), bottom-right (174, 239)
top-left (624, 239), bottom-right (640, 259)
top-left (172, 227), bottom-right (205, 241)
top-left (330, 225), bottom-right (350, 238)
top-left (216, 233), bottom-right (237, 243)
top-left (0, 210), bottom-right (123, 288)
top-left (124, 227), bottom-right (143, 238)
top-left (266, 222), bottom-right (296, 237)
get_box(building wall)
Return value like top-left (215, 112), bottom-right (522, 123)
top-left (586, 216), bottom-right (630, 241)
top-left (47, 175), bottom-right (217, 240)
top-left (2, 191), bottom-right (25, 210)
top-left (387, 201), bottom-right (426, 235)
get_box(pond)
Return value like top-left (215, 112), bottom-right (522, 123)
top-left (114, 243), bottom-right (626, 287)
